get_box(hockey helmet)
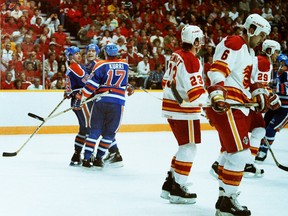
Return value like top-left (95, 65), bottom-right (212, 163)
top-left (181, 25), bottom-right (204, 46)
top-left (86, 44), bottom-right (100, 55)
top-left (243, 13), bottom-right (271, 37)
top-left (277, 54), bottom-right (288, 63)
top-left (105, 43), bottom-right (118, 57)
top-left (65, 46), bottom-right (80, 59)
top-left (262, 39), bottom-right (281, 56)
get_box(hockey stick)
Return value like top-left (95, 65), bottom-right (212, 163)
top-left (139, 87), bottom-right (163, 101)
top-left (28, 91), bottom-right (109, 122)
top-left (2, 97), bottom-right (66, 157)
top-left (170, 81), bottom-right (259, 108)
top-left (263, 138), bottom-right (288, 172)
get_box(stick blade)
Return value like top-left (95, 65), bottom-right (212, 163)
top-left (2, 152), bottom-right (17, 157)
top-left (278, 164), bottom-right (288, 172)
top-left (28, 112), bottom-right (44, 121)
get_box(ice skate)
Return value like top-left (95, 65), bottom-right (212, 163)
top-left (169, 180), bottom-right (197, 204)
top-left (216, 192), bottom-right (251, 216)
top-left (69, 151), bottom-right (82, 166)
top-left (255, 151), bottom-right (267, 162)
top-left (210, 161), bottom-right (219, 179)
top-left (104, 151), bottom-right (123, 168)
top-left (82, 159), bottom-right (92, 168)
top-left (93, 157), bottom-right (104, 169)
top-left (160, 171), bottom-right (173, 200)
top-left (255, 143), bottom-right (269, 162)
top-left (244, 163), bottom-right (264, 178)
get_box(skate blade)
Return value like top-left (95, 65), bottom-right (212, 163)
top-left (69, 162), bottom-right (82, 167)
top-left (244, 172), bottom-right (264, 178)
top-left (105, 161), bottom-right (124, 168)
top-left (169, 196), bottom-right (196, 204)
top-left (160, 190), bottom-right (170, 200)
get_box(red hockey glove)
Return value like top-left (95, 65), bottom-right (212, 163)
top-left (269, 93), bottom-right (281, 110)
top-left (126, 84), bottom-right (135, 96)
top-left (207, 85), bottom-right (230, 113)
top-left (73, 92), bottom-right (83, 110)
top-left (250, 83), bottom-right (269, 113)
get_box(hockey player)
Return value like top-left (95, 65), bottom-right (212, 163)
top-left (65, 46), bottom-right (91, 166)
top-left (85, 43), bottom-right (100, 74)
top-left (205, 14), bottom-right (271, 215)
top-left (73, 43), bottom-right (130, 168)
top-left (85, 43), bottom-right (127, 167)
top-left (256, 54), bottom-right (288, 161)
top-left (210, 39), bottom-right (282, 178)
top-left (160, 25), bottom-right (206, 204)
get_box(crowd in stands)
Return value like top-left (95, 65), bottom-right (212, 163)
top-left (1, 0), bottom-right (287, 90)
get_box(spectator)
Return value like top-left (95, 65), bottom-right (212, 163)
top-left (13, 78), bottom-right (23, 89)
top-left (52, 25), bottom-right (67, 46)
top-left (1, 71), bottom-right (14, 90)
top-left (44, 13), bottom-right (61, 36)
top-left (122, 43), bottom-right (139, 74)
top-left (21, 34), bottom-right (34, 56)
top-left (18, 72), bottom-right (32, 89)
top-left (136, 55), bottom-right (150, 88)
top-left (10, 3), bottom-right (23, 20)
top-left (146, 63), bottom-right (164, 89)
top-left (30, 8), bottom-right (45, 26)
top-left (27, 77), bottom-right (43, 90)
top-left (228, 6), bottom-right (239, 21)
top-left (43, 52), bottom-right (58, 79)
top-left (99, 30), bottom-right (113, 48)
top-left (150, 29), bottom-right (164, 48)
top-left (100, 17), bottom-right (115, 32)
top-left (20, 61), bottom-right (41, 83)
top-left (1, 42), bottom-right (14, 70)
top-left (79, 11), bottom-right (92, 28)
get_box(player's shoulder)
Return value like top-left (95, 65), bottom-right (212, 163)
top-left (257, 55), bottom-right (270, 72)
top-left (224, 35), bottom-right (246, 51)
top-left (175, 50), bottom-right (200, 73)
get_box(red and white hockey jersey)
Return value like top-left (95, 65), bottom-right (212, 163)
top-left (207, 36), bottom-right (256, 115)
top-left (251, 55), bottom-right (272, 85)
top-left (162, 49), bottom-right (206, 120)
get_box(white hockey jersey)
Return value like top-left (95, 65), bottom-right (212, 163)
top-left (162, 49), bottom-right (206, 120)
top-left (207, 35), bottom-right (256, 115)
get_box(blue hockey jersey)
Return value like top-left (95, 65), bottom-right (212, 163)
top-left (82, 59), bottom-right (129, 105)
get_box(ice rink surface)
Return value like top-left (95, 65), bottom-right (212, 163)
top-left (0, 130), bottom-right (288, 216)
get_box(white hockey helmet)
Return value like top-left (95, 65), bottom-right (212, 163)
top-left (181, 25), bottom-right (204, 46)
top-left (262, 39), bottom-right (281, 56)
top-left (243, 13), bottom-right (271, 37)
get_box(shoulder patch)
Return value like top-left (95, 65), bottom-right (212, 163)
top-left (257, 56), bottom-right (270, 72)
top-left (176, 50), bottom-right (200, 73)
top-left (224, 36), bottom-right (245, 51)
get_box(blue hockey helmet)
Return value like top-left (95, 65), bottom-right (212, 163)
top-left (105, 43), bottom-right (118, 57)
top-left (277, 54), bottom-right (288, 63)
top-left (86, 43), bottom-right (100, 55)
top-left (65, 46), bottom-right (80, 59)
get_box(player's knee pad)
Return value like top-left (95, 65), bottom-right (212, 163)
top-left (250, 127), bottom-right (266, 148)
top-left (251, 127), bottom-right (266, 140)
top-left (224, 149), bottom-right (250, 170)
top-left (177, 143), bottom-right (197, 161)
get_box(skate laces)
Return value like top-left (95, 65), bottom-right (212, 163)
top-left (180, 182), bottom-right (193, 192)
top-left (231, 192), bottom-right (245, 210)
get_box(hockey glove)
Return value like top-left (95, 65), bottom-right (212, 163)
top-left (207, 85), bottom-right (230, 113)
top-left (126, 84), bottom-right (135, 96)
top-left (64, 90), bottom-right (72, 99)
top-left (250, 83), bottom-right (269, 113)
top-left (73, 92), bottom-right (83, 110)
top-left (269, 93), bottom-right (281, 110)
